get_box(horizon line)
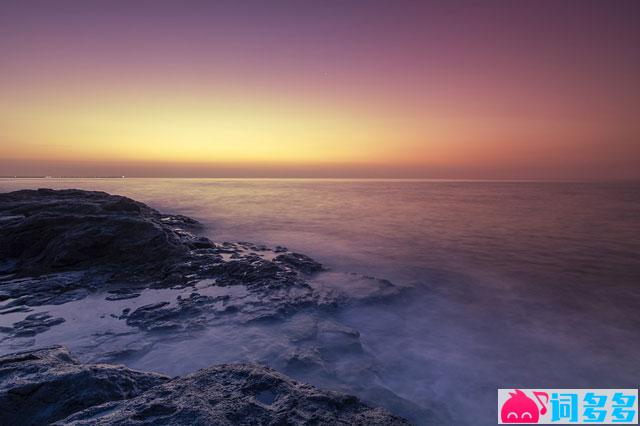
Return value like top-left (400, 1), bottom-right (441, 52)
top-left (1, 176), bottom-right (638, 184)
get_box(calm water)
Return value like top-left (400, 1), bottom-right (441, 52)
top-left (1, 178), bottom-right (639, 424)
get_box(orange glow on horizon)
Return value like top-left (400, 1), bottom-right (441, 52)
top-left (1, 87), bottom-right (631, 176)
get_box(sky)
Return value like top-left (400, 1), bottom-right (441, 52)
top-left (1, 0), bottom-right (639, 179)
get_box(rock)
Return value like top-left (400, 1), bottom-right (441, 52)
top-left (4, 312), bottom-right (65, 337)
top-left (0, 346), bottom-right (169, 426)
top-left (0, 305), bottom-right (31, 315)
top-left (124, 301), bottom-right (200, 332)
top-left (0, 272), bottom-right (90, 308)
top-left (0, 189), bottom-right (212, 310)
top-left (105, 293), bottom-right (141, 301)
top-left (59, 362), bottom-right (409, 425)
top-left (0, 190), bottom-right (312, 322)
top-left (211, 257), bottom-right (288, 284)
top-left (0, 189), bottom-right (199, 279)
top-left (0, 346), bottom-right (408, 425)
top-left (187, 236), bottom-right (215, 249)
top-left (0, 190), bottom-right (332, 318)
top-left (274, 252), bottom-right (324, 274)
top-left (0, 190), bottom-right (419, 423)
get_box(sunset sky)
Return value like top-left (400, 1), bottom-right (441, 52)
top-left (1, 0), bottom-right (638, 179)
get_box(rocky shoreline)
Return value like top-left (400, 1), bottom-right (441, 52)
top-left (0, 189), bottom-right (398, 333)
top-left (0, 189), bottom-right (446, 424)
top-left (0, 346), bottom-right (407, 425)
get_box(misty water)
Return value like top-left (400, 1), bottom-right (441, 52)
top-left (1, 178), bottom-right (639, 424)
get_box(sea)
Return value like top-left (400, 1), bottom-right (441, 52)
top-left (1, 178), bottom-right (639, 424)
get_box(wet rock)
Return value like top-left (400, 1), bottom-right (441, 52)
top-left (187, 236), bottom-right (215, 249)
top-left (311, 272), bottom-right (402, 306)
top-left (0, 346), bottom-right (169, 426)
top-left (59, 363), bottom-right (409, 425)
top-left (0, 190), bottom-right (210, 306)
top-left (124, 300), bottom-right (203, 332)
top-left (0, 305), bottom-right (31, 315)
top-left (0, 191), bottom-right (186, 274)
top-left (105, 293), bottom-right (141, 301)
top-left (274, 252), bottom-right (324, 274)
top-left (0, 346), bottom-right (408, 425)
top-left (0, 189), bottom-right (334, 317)
top-left (0, 272), bottom-right (90, 307)
top-left (2, 312), bottom-right (65, 337)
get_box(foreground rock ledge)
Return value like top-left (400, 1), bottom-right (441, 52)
top-left (0, 346), bottom-right (409, 425)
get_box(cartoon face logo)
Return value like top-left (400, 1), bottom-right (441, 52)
top-left (501, 389), bottom-right (548, 423)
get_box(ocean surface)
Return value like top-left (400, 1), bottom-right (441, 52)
top-left (1, 178), bottom-right (639, 424)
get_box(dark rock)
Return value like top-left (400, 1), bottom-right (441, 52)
top-left (2, 312), bottom-right (65, 337)
top-left (0, 346), bottom-right (169, 426)
top-left (59, 362), bottom-right (409, 425)
top-left (0, 190), bottom-right (198, 277)
top-left (0, 190), bottom-right (417, 423)
top-left (0, 272), bottom-right (90, 308)
top-left (0, 346), bottom-right (408, 425)
top-left (105, 293), bottom-right (141, 301)
top-left (0, 305), bottom-right (31, 315)
top-left (212, 257), bottom-right (291, 284)
top-left (187, 237), bottom-right (215, 249)
top-left (125, 300), bottom-right (203, 332)
top-left (0, 190), bottom-right (212, 308)
top-left (274, 252), bottom-right (324, 274)
top-left (0, 189), bottom-right (334, 315)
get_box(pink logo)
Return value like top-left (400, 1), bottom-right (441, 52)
top-left (500, 389), bottom-right (549, 423)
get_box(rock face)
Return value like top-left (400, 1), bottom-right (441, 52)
top-left (0, 346), bottom-right (408, 425)
top-left (0, 346), bottom-right (169, 426)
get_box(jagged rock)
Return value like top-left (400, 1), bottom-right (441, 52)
top-left (0, 190), bottom-right (389, 337)
top-left (3, 312), bottom-right (65, 337)
top-left (274, 252), bottom-right (324, 274)
top-left (0, 346), bottom-right (169, 426)
top-left (105, 292), bottom-right (141, 301)
top-left (0, 189), bottom-right (195, 275)
top-left (0, 272), bottom-right (90, 307)
top-left (59, 362), bottom-right (409, 425)
top-left (0, 346), bottom-right (408, 425)
top-left (0, 189), bottom-right (214, 307)
top-left (212, 257), bottom-right (290, 284)
top-left (0, 190), bottom-right (329, 318)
